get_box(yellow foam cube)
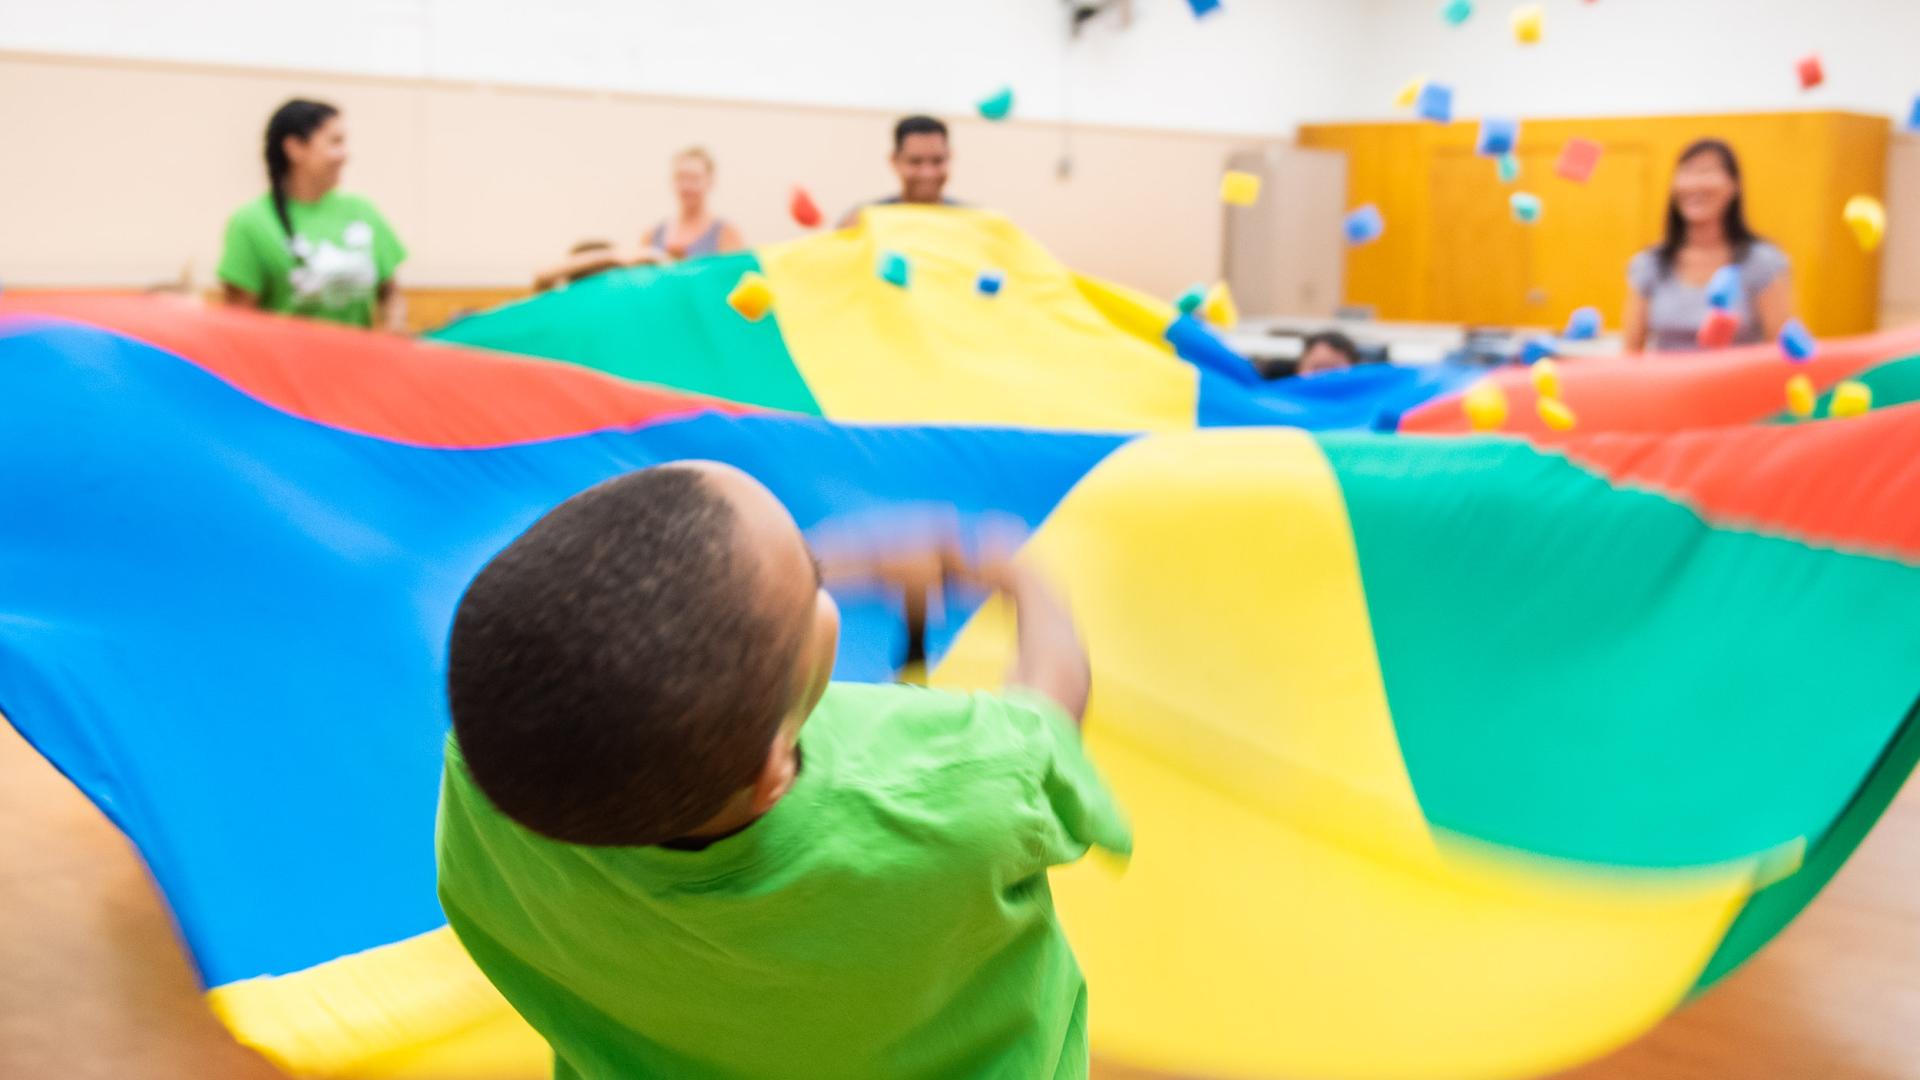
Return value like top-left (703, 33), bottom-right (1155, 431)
top-left (1463, 382), bottom-right (1509, 431)
top-left (1395, 76), bottom-right (1427, 109)
top-left (1529, 359), bottom-right (1561, 400)
top-left (1784, 374), bottom-right (1816, 419)
top-left (1511, 3), bottom-right (1543, 44)
top-left (1201, 282), bottom-right (1239, 330)
top-left (726, 271), bottom-right (774, 322)
top-left (1843, 195), bottom-right (1887, 253)
top-left (1220, 170), bottom-right (1262, 207)
top-left (1537, 396), bottom-right (1576, 432)
top-left (1830, 379), bottom-right (1873, 418)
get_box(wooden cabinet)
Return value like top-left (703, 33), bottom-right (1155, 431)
top-left (1301, 112), bottom-right (1891, 336)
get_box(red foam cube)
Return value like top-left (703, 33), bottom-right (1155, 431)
top-left (789, 186), bottom-right (823, 229)
top-left (1698, 308), bottom-right (1740, 349)
top-left (1556, 138), bottom-right (1603, 183)
top-left (1797, 54), bottom-right (1824, 91)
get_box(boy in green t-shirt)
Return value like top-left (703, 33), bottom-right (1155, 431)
top-left (437, 461), bottom-right (1130, 1080)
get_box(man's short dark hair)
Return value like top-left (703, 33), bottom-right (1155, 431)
top-left (1302, 331), bottom-right (1361, 365)
top-left (447, 466), bottom-right (798, 846)
top-left (893, 115), bottom-right (949, 153)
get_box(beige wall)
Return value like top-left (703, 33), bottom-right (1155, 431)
top-left (1882, 134), bottom-right (1920, 329)
top-left (0, 50), bottom-right (1265, 299)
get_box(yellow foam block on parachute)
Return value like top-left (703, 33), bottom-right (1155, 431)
top-left (1530, 359), bottom-right (1561, 400)
top-left (1220, 170), bottom-right (1262, 207)
top-left (1395, 76), bottom-right (1428, 109)
top-left (1200, 282), bottom-right (1239, 330)
top-left (1511, 3), bottom-right (1544, 44)
top-left (929, 429), bottom-right (1755, 1080)
top-left (1843, 195), bottom-right (1887, 253)
top-left (1831, 379), bottom-right (1873, 418)
top-left (1463, 381), bottom-right (1509, 431)
top-left (726, 272), bottom-right (774, 322)
top-left (1785, 373), bottom-right (1817, 419)
top-left (1538, 396), bottom-right (1577, 431)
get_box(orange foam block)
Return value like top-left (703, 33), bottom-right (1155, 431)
top-left (1698, 309), bottom-right (1740, 349)
top-left (789, 187), bottom-right (823, 229)
top-left (1797, 54), bottom-right (1825, 91)
top-left (1556, 138), bottom-right (1602, 183)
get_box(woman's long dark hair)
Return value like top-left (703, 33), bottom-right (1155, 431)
top-left (263, 99), bottom-right (339, 249)
top-left (1658, 138), bottom-right (1759, 275)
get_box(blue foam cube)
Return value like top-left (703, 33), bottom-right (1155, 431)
top-left (1497, 153), bottom-right (1520, 183)
top-left (1417, 82), bottom-right (1454, 124)
top-left (1706, 265), bottom-right (1741, 310)
top-left (1477, 116), bottom-right (1519, 157)
top-left (877, 251), bottom-right (910, 289)
top-left (976, 269), bottom-right (1005, 296)
top-left (1564, 306), bottom-right (1602, 341)
top-left (1442, 0), bottom-right (1473, 26)
top-left (1187, 0), bottom-right (1223, 17)
top-left (1344, 204), bottom-right (1386, 245)
top-left (1521, 336), bottom-right (1557, 365)
top-left (1780, 318), bottom-right (1818, 362)
top-left (1509, 192), bottom-right (1542, 224)
top-left (1909, 94), bottom-right (1920, 132)
top-left (1175, 285), bottom-right (1206, 314)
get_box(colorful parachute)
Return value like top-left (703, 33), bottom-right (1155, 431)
top-left (1, 209), bottom-right (1917, 1080)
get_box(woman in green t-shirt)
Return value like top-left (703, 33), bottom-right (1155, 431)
top-left (218, 99), bottom-right (408, 331)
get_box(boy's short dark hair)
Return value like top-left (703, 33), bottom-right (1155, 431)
top-left (447, 466), bottom-right (798, 847)
top-left (893, 115), bottom-right (949, 152)
top-left (1302, 330), bottom-right (1361, 365)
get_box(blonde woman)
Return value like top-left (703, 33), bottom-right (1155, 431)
top-left (646, 147), bottom-right (746, 261)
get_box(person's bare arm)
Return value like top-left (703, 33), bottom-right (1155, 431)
top-left (1621, 290), bottom-right (1650, 352)
top-left (1752, 277), bottom-right (1794, 341)
top-left (533, 250), bottom-right (627, 291)
top-left (221, 284), bottom-right (261, 310)
top-left (818, 536), bottom-right (1090, 723)
top-left (377, 279), bottom-right (408, 334)
top-left (980, 561), bottom-right (1089, 724)
top-left (716, 223), bottom-right (747, 254)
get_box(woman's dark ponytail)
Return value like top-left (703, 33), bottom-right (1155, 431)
top-left (263, 99), bottom-right (340, 251)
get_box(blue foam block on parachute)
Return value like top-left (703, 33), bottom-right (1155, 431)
top-left (1187, 0), bottom-right (1223, 16)
top-left (877, 251), bottom-right (911, 289)
top-left (1443, 0), bottom-right (1473, 26)
top-left (1706, 265), bottom-right (1741, 310)
top-left (976, 269), bottom-right (1005, 297)
top-left (1564, 307), bottom-right (1602, 341)
top-left (1521, 336), bottom-right (1557, 365)
top-left (1417, 83), bottom-right (1454, 123)
top-left (1780, 318), bottom-right (1818, 362)
top-left (1477, 117), bottom-right (1519, 156)
top-left (1344, 205), bottom-right (1386, 245)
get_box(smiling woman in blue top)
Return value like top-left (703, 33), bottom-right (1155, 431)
top-left (1622, 139), bottom-right (1795, 353)
top-left (218, 99), bottom-right (408, 331)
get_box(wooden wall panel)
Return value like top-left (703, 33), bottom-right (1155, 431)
top-left (1302, 112), bottom-right (1892, 336)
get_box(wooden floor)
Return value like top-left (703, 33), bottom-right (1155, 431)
top-left (3, 717), bottom-right (1916, 1080)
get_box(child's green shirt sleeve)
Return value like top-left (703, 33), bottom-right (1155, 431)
top-left (217, 205), bottom-right (271, 296)
top-left (996, 689), bottom-right (1133, 860)
top-left (366, 203), bottom-right (408, 283)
